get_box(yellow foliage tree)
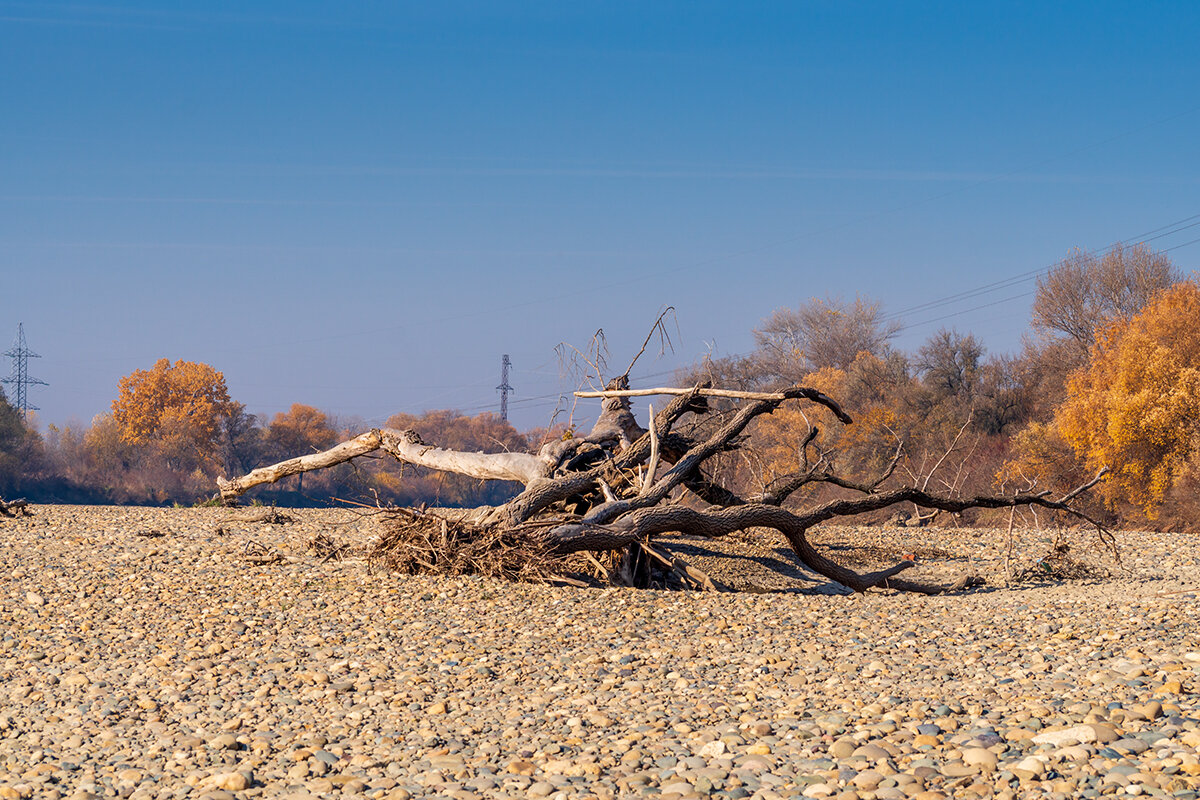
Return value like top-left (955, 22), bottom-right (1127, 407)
top-left (1056, 281), bottom-right (1200, 515)
top-left (752, 354), bottom-right (906, 487)
top-left (111, 358), bottom-right (237, 471)
top-left (752, 365), bottom-right (848, 484)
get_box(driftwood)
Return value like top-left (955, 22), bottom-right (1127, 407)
top-left (218, 374), bottom-right (1109, 595)
top-left (217, 429), bottom-right (557, 501)
top-left (0, 497), bottom-right (30, 517)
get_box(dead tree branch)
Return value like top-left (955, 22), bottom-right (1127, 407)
top-left (218, 365), bottom-right (1110, 596)
top-left (0, 497), bottom-right (30, 517)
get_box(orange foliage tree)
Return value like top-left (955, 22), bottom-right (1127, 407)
top-left (748, 353), bottom-right (910, 495)
top-left (264, 403), bottom-right (339, 492)
top-left (111, 358), bottom-right (237, 472)
top-left (1054, 281), bottom-right (1200, 516)
top-left (267, 404), bottom-right (338, 458)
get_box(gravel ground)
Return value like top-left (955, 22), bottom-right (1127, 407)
top-left (1, 505), bottom-right (1198, 800)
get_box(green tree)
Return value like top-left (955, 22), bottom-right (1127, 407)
top-left (0, 389), bottom-right (29, 493)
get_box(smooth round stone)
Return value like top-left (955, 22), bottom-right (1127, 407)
top-left (942, 762), bottom-right (978, 778)
top-left (207, 734), bottom-right (238, 751)
top-left (852, 769), bottom-right (883, 790)
top-left (829, 740), bottom-right (856, 759)
top-left (961, 748), bottom-right (998, 770)
top-left (1057, 745), bottom-right (1091, 761)
top-left (852, 744), bottom-right (890, 763)
top-left (1014, 757), bottom-right (1046, 776)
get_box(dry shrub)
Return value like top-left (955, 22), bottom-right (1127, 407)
top-left (368, 509), bottom-right (570, 582)
top-left (308, 532), bottom-right (354, 561)
top-left (259, 507), bottom-right (293, 524)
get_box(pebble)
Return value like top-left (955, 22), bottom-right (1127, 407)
top-left (0, 506), bottom-right (1196, 800)
top-left (961, 747), bottom-right (999, 770)
top-left (1032, 723), bottom-right (1120, 746)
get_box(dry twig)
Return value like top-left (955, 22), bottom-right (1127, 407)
top-left (242, 540), bottom-right (286, 565)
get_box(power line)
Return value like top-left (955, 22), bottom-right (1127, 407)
top-left (1162, 235), bottom-right (1200, 254)
top-left (895, 291), bottom-right (1036, 333)
top-left (2, 323), bottom-right (48, 422)
top-left (880, 211), bottom-right (1200, 323)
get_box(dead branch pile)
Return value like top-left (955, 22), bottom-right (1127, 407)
top-left (241, 540), bottom-right (286, 565)
top-left (1011, 541), bottom-right (1111, 582)
top-left (225, 506), bottom-right (294, 525)
top-left (368, 509), bottom-right (572, 583)
top-left (308, 532), bottom-right (355, 562)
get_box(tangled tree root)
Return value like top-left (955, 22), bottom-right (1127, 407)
top-left (368, 510), bottom-right (737, 590)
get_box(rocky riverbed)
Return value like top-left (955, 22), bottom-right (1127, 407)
top-left (1, 505), bottom-right (1198, 800)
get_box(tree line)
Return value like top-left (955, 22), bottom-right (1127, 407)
top-left (0, 361), bottom-right (541, 508)
top-left (677, 243), bottom-right (1197, 530)
top-left (1, 242), bottom-right (1197, 527)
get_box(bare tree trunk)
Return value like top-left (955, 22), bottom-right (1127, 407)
top-left (217, 429), bottom-right (557, 503)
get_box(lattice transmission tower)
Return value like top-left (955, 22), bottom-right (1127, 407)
top-left (496, 354), bottom-right (514, 421)
top-left (2, 323), bottom-right (47, 422)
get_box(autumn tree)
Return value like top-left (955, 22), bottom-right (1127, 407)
top-left (915, 329), bottom-right (984, 408)
top-left (220, 403), bottom-right (267, 478)
top-left (111, 358), bottom-right (238, 473)
top-left (267, 404), bottom-right (338, 459)
top-left (1022, 242), bottom-right (1180, 417)
top-left (1032, 243), bottom-right (1180, 357)
top-left (1054, 281), bottom-right (1200, 517)
top-left (752, 296), bottom-right (901, 384)
top-left (262, 404), bottom-right (337, 492)
top-left (974, 355), bottom-right (1033, 436)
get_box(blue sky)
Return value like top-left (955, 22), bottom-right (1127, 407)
top-left (3, 1), bottom-right (1199, 433)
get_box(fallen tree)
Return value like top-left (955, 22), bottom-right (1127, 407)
top-left (0, 497), bottom-right (30, 517)
top-left (217, 377), bottom-right (1109, 594)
